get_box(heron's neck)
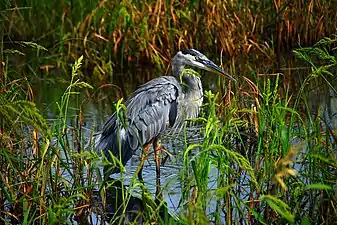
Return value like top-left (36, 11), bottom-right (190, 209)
top-left (171, 56), bottom-right (202, 96)
top-left (182, 72), bottom-right (201, 89)
top-left (171, 61), bottom-right (185, 78)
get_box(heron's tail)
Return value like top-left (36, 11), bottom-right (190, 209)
top-left (96, 126), bottom-right (137, 177)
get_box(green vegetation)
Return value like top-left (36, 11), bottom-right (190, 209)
top-left (1, 0), bottom-right (337, 224)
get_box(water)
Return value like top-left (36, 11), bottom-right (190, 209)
top-left (32, 66), bottom-right (337, 224)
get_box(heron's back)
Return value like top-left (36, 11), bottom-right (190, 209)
top-left (97, 76), bottom-right (182, 175)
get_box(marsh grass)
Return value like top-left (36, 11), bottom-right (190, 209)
top-left (170, 37), bottom-right (337, 224)
top-left (0, 55), bottom-right (100, 224)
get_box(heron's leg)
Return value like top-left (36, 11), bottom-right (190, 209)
top-left (161, 149), bottom-right (174, 166)
top-left (153, 138), bottom-right (163, 202)
top-left (137, 142), bottom-right (152, 181)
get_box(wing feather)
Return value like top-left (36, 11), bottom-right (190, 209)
top-left (97, 76), bottom-right (182, 174)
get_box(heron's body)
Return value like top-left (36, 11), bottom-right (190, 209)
top-left (97, 74), bottom-right (203, 174)
top-left (96, 49), bottom-right (235, 182)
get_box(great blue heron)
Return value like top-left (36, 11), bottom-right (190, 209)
top-left (96, 49), bottom-right (235, 197)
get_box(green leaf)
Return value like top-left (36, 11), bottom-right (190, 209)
top-left (305, 183), bottom-right (332, 191)
top-left (262, 195), bottom-right (295, 223)
top-left (300, 217), bottom-right (311, 225)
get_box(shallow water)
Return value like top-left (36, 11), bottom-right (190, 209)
top-left (32, 65), bottom-right (337, 223)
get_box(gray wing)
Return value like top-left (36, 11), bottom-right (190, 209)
top-left (125, 76), bottom-right (182, 146)
top-left (96, 76), bottom-right (182, 174)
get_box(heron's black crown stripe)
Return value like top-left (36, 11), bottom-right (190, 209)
top-left (181, 49), bottom-right (198, 56)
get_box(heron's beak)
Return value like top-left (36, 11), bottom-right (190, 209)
top-left (201, 59), bottom-right (236, 82)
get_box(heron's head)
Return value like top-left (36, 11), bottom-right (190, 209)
top-left (172, 49), bottom-right (236, 82)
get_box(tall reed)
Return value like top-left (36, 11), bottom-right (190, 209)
top-left (2, 0), bottom-right (337, 82)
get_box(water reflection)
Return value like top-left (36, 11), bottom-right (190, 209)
top-left (93, 178), bottom-right (144, 224)
top-left (307, 78), bottom-right (337, 130)
top-left (90, 175), bottom-right (177, 224)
